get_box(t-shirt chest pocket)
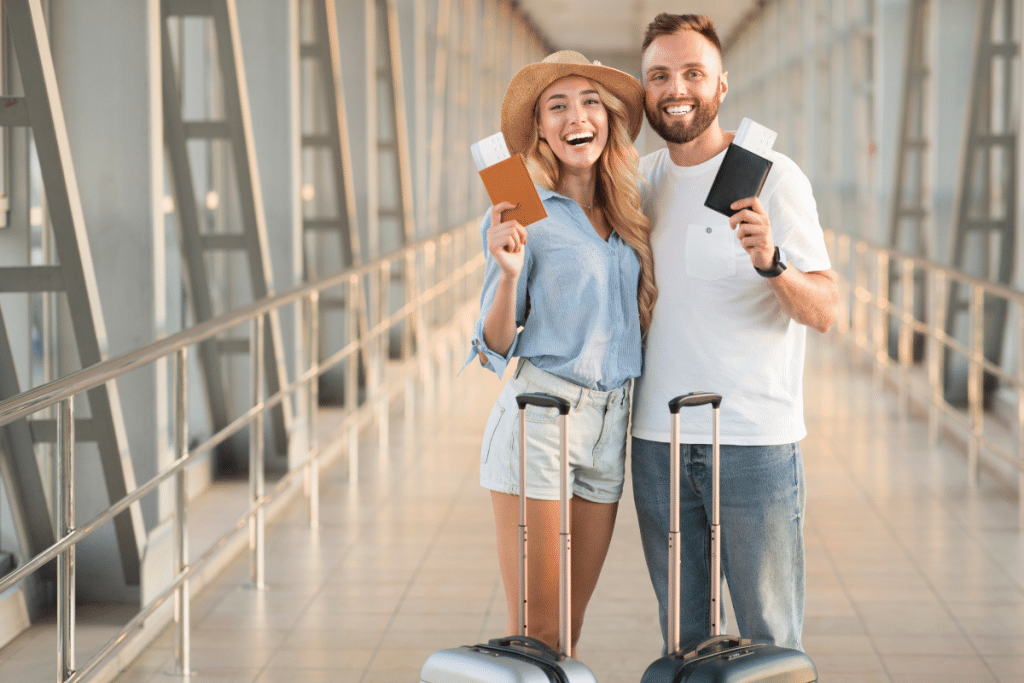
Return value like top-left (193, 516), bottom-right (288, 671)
top-left (685, 222), bottom-right (737, 281)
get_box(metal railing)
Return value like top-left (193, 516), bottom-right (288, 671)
top-left (827, 230), bottom-right (1024, 531)
top-left (0, 219), bottom-right (486, 682)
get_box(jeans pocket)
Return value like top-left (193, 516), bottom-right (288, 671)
top-left (481, 404), bottom-right (506, 464)
top-left (519, 378), bottom-right (571, 423)
top-left (524, 403), bottom-right (560, 423)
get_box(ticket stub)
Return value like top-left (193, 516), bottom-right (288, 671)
top-left (734, 118), bottom-right (777, 157)
top-left (471, 132), bottom-right (511, 171)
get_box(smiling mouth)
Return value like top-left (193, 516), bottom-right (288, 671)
top-left (664, 104), bottom-right (694, 116)
top-left (565, 132), bottom-right (595, 146)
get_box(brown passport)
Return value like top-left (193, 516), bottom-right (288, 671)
top-left (478, 153), bottom-right (547, 226)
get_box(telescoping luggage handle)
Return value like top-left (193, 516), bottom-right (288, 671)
top-left (515, 393), bottom-right (572, 657)
top-left (667, 392), bottom-right (723, 655)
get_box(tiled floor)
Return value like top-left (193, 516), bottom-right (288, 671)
top-left (3, 334), bottom-right (1024, 682)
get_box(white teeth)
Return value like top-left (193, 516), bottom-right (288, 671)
top-left (566, 132), bottom-right (594, 144)
top-left (666, 105), bottom-right (693, 115)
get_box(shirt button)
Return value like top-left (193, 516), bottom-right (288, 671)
top-left (706, 227), bottom-right (712, 233)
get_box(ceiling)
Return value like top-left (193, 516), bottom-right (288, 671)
top-left (515, 1), bottom-right (761, 69)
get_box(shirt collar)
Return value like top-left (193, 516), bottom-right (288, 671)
top-left (535, 184), bottom-right (626, 245)
top-left (537, 186), bottom-right (586, 208)
top-left (536, 185), bottom-right (560, 202)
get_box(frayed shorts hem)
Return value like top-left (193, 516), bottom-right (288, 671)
top-left (479, 478), bottom-right (623, 505)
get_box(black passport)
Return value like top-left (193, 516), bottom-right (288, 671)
top-left (704, 143), bottom-right (773, 217)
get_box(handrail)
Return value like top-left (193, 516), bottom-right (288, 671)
top-left (826, 230), bottom-right (1024, 532)
top-left (0, 225), bottom-right (480, 428)
top-left (0, 218), bottom-right (487, 682)
top-left (832, 233), bottom-right (1024, 303)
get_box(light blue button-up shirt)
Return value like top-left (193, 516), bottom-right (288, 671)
top-left (462, 186), bottom-right (642, 392)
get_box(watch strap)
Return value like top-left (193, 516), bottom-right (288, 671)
top-left (755, 246), bottom-right (787, 278)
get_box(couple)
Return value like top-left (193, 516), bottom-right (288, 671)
top-left (464, 13), bottom-right (839, 658)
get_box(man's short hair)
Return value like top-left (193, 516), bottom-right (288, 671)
top-left (641, 13), bottom-right (722, 57)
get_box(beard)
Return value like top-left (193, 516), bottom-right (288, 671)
top-left (645, 94), bottom-right (720, 145)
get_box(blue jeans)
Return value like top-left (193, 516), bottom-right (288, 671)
top-left (631, 437), bottom-right (806, 652)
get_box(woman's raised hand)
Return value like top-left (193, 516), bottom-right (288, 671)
top-left (487, 201), bottom-right (529, 279)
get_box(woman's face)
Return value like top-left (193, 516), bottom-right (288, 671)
top-left (536, 76), bottom-right (609, 173)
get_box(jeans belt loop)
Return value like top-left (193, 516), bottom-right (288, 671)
top-left (513, 357), bottom-right (526, 380)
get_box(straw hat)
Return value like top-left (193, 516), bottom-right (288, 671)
top-left (500, 50), bottom-right (645, 156)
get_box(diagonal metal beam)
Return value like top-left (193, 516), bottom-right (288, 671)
top-left (302, 0), bottom-right (361, 270)
top-left (162, 0), bottom-right (292, 456)
top-left (0, 306), bottom-right (57, 573)
top-left (944, 0), bottom-right (1019, 403)
top-left (889, 0), bottom-right (933, 257)
top-left (377, 0), bottom-right (416, 248)
top-left (3, 0), bottom-right (145, 585)
top-left (160, 14), bottom-right (233, 442)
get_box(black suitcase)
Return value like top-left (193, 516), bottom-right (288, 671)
top-left (640, 392), bottom-right (817, 683)
top-left (420, 393), bottom-right (598, 683)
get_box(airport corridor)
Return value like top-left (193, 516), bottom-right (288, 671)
top-left (4, 336), bottom-right (1006, 683)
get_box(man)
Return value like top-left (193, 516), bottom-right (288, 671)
top-left (631, 13), bottom-right (839, 653)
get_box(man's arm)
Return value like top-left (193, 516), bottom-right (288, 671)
top-left (730, 196), bottom-right (839, 333)
top-left (765, 267), bottom-right (838, 333)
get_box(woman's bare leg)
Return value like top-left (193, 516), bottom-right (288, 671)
top-left (491, 491), bottom-right (619, 656)
top-left (492, 491), bottom-right (562, 650)
top-left (567, 497), bottom-right (619, 652)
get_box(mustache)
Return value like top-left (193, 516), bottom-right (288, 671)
top-left (655, 97), bottom-right (698, 108)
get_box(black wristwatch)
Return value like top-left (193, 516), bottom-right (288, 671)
top-left (754, 246), bottom-right (787, 278)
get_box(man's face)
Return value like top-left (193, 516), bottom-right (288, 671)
top-left (641, 31), bottom-right (727, 145)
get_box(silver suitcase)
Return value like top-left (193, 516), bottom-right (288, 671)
top-left (421, 392), bottom-right (598, 683)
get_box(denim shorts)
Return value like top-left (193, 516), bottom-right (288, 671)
top-left (479, 359), bottom-right (630, 504)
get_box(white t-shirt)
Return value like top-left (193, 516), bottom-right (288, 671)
top-left (631, 146), bottom-right (832, 445)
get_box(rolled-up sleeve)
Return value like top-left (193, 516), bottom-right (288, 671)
top-left (464, 315), bottom-right (519, 376)
top-left (459, 212), bottom-right (530, 378)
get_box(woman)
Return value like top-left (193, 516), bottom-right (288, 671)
top-left (463, 50), bottom-right (656, 655)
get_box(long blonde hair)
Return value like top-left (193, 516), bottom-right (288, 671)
top-left (524, 78), bottom-right (657, 334)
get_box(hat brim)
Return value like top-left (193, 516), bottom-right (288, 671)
top-left (500, 61), bottom-right (645, 157)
